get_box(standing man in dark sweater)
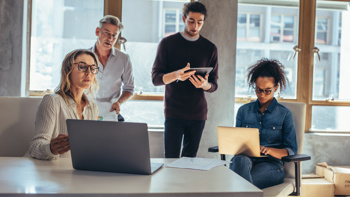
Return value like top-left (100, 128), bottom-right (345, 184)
top-left (152, 2), bottom-right (218, 158)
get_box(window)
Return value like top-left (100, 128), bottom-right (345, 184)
top-left (29, 0), bottom-right (104, 92)
top-left (119, 0), bottom-right (190, 125)
top-left (237, 13), bottom-right (262, 42)
top-left (312, 53), bottom-right (334, 100)
top-left (270, 50), bottom-right (297, 98)
top-left (338, 13), bottom-right (342, 46)
top-left (235, 49), bottom-right (264, 97)
top-left (236, 1), bottom-right (350, 133)
top-left (310, 3), bottom-right (350, 132)
top-left (312, 106), bottom-right (350, 131)
top-left (315, 17), bottom-right (329, 44)
top-left (237, 14), bottom-right (247, 41)
top-left (236, 4), bottom-right (299, 102)
top-left (312, 9), bottom-right (345, 103)
top-left (121, 0), bottom-right (189, 95)
top-left (163, 9), bottom-right (184, 37)
top-left (270, 15), bottom-right (295, 43)
top-left (28, 0), bottom-right (190, 126)
top-left (27, 0), bottom-right (350, 132)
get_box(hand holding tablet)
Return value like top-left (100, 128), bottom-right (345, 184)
top-left (175, 63), bottom-right (196, 82)
top-left (188, 67), bottom-right (212, 90)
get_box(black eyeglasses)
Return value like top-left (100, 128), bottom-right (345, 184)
top-left (255, 87), bottom-right (275, 95)
top-left (74, 62), bottom-right (99, 74)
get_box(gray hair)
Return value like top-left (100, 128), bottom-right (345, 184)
top-left (99, 15), bottom-right (124, 31)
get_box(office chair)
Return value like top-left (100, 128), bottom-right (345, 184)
top-left (209, 101), bottom-right (310, 197)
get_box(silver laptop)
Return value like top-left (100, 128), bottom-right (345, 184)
top-left (66, 119), bottom-right (163, 175)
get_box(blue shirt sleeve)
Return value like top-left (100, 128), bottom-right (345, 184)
top-left (282, 110), bottom-right (298, 155)
top-left (236, 107), bottom-right (243, 127)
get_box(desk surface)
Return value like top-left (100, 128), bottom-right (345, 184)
top-left (0, 157), bottom-right (262, 197)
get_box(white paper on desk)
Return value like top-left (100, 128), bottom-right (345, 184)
top-left (96, 101), bottom-right (118, 121)
top-left (166, 157), bottom-right (231, 171)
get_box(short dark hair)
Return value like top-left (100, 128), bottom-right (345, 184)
top-left (247, 58), bottom-right (288, 91)
top-left (182, 2), bottom-right (207, 20)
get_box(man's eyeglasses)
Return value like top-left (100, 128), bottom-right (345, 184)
top-left (255, 87), bottom-right (275, 95)
top-left (103, 31), bottom-right (119, 39)
top-left (74, 62), bottom-right (99, 74)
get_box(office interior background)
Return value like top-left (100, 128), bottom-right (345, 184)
top-left (1, 0), bottom-right (350, 173)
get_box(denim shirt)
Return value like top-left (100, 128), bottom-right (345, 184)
top-left (236, 98), bottom-right (298, 155)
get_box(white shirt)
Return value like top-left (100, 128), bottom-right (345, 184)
top-left (90, 44), bottom-right (135, 103)
top-left (27, 94), bottom-right (98, 160)
top-left (90, 45), bottom-right (135, 120)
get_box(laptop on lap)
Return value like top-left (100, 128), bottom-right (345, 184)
top-left (217, 126), bottom-right (267, 157)
top-left (66, 119), bottom-right (163, 175)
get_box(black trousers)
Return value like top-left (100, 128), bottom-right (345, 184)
top-left (164, 118), bottom-right (206, 158)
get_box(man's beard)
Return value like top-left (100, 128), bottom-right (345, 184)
top-left (185, 28), bottom-right (198, 37)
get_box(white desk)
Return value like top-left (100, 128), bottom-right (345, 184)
top-left (0, 157), bottom-right (262, 197)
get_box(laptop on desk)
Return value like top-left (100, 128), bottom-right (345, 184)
top-left (66, 119), bottom-right (163, 175)
top-left (217, 126), bottom-right (267, 157)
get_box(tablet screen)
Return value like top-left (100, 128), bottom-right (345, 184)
top-left (186, 67), bottom-right (213, 76)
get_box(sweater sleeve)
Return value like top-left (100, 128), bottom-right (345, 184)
top-left (205, 45), bottom-right (219, 93)
top-left (151, 39), bottom-right (168, 86)
top-left (28, 95), bottom-right (59, 160)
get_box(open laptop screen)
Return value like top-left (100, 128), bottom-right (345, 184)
top-left (66, 119), bottom-right (162, 175)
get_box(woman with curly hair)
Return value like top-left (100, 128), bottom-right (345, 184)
top-left (230, 58), bottom-right (298, 189)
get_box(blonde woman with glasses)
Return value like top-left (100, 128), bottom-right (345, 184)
top-left (27, 49), bottom-right (99, 160)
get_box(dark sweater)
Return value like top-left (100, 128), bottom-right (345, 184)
top-left (152, 33), bottom-right (219, 120)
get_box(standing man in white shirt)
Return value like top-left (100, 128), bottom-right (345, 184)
top-left (90, 15), bottom-right (134, 121)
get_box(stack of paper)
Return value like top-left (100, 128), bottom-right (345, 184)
top-left (96, 101), bottom-right (118, 121)
top-left (166, 157), bottom-right (231, 171)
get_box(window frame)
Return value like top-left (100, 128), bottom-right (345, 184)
top-left (237, 12), bottom-right (263, 42)
top-left (315, 16), bottom-right (330, 45)
top-left (300, 0), bottom-right (350, 133)
top-left (338, 12), bottom-right (342, 45)
top-left (163, 8), bottom-right (183, 37)
top-left (270, 14), bottom-right (296, 43)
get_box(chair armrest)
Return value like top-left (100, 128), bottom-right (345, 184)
top-left (282, 154), bottom-right (311, 196)
top-left (281, 154), bottom-right (311, 162)
top-left (208, 146), bottom-right (219, 153)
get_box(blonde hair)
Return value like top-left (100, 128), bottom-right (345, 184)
top-left (55, 49), bottom-right (99, 104)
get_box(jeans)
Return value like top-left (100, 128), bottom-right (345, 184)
top-left (164, 118), bottom-right (206, 158)
top-left (229, 155), bottom-right (285, 189)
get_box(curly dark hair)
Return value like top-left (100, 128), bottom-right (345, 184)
top-left (247, 58), bottom-right (288, 91)
top-left (182, 2), bottom-right (207, 20)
